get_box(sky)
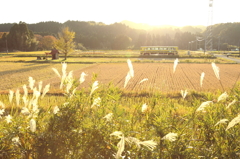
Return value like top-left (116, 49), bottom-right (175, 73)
top-left (1, 0), bottom-right (239, 26)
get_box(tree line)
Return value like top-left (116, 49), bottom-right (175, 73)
top-left (0, 20), bottom-right (240, 52)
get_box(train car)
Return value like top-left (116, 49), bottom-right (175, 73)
top-left (140, 46), bottom-right (178, 55)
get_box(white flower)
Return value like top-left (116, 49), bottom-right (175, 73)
top-left (200, 72), bottom-right (205, 87)
top-left (173, 58), bottom-right (179, 73)
top-left (215, 119), bottom-right (228, 126)
top-left (211, 62), bottom-right (220, 80)
top-left (180, 90), bottom-right (188, 99)
top-left (80, 72), bottom-right (87, 84)
top-left (141, 103), bottom-right (148, 113)
top-left (226, 114), bottom-right (240, 130)
top-left (90, 81), bottom-right (99, 96)
top-left (30, 118), bottom-right (36, 132)
top-left (53, 106), bottom-right (60, 114)
top-left (91, 97), bottom-right (101, 108)
top-left (162, 132), bottom-right (178, 142)
top-left (196, 101), bottom-right (213, 112)
top-left (226, 99), bottom-right (237, 109)
top-left (9, 90), bottom-right (14, 103)
top-left (139, 78), bottom-right (148, 84)
top-left (5, 115), bottom-right (12, 123)
top-left (103, 113), bottom-right (113, 122)
top-left (217, 92), bottom-right (228, 102)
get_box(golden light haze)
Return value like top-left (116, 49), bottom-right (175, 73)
top-left (1, 0), bottom-right (239, 26)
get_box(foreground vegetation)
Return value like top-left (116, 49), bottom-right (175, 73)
top-left (0, 62), bottom-right (240, 159)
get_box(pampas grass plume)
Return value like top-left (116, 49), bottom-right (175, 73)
top-left (200, 72), bottom-right (205, 87)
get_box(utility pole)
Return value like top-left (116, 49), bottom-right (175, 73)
top-left (205, 0), bottom-right (214, 53)
top-left (5, 39), bottom-right (8, 54)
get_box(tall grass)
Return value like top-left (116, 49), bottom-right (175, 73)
top-left (0, 61), bottom-right (239, 159)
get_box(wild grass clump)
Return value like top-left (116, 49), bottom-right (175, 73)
top-left (0, 62), bottom-right (240, 158)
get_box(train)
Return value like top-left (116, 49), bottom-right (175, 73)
top-left (140, 46), bottom-right (178, 56)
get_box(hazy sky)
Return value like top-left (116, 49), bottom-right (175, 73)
top-left (1, 0), bottom-right (239, 26)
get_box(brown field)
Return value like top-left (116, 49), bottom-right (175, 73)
top-left (72, 63), bottom-right (240, 93)
top-left (1, 62), bottom-right (240, 94)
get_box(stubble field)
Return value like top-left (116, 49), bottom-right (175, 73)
top-left (1, 62), bottom-right (240, 94)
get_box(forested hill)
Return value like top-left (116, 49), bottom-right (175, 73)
top-left (0, 21), bottom-right (240, 50)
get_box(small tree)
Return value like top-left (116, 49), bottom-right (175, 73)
top-left (55, 27), bottom-right (75, 60)
top-left (38, 35), bottom-right (56, 50)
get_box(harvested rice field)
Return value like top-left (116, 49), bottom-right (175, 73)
top-left (1, 62), bottom-right (240, 94)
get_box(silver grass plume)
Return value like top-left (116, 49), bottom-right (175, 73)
top-left (139, 78), bottom-right (148, 84)
top-left (196, 101), bottom-right (213, 112)
top-left (38, 81), bottom-right (43, 92)
top-left (124, 71), bottom-right (131, 88)
top-left (211, 62), bottom-right (220, 80)
top-left (52, 68), bottom-right (61, 78)
top-left (180, 90), bottom-right (188, 99)
top-left (173, 58), bottom-right (179, 73)
top-left (80, 72), bottom-right (87, 84)
top-left (139, 140), bottom-right (157, 151)
top-left (22, 84), bottom-right (28, 98)
top-left (0, 101), bottom-right (5, 108)
top-left (226, 99), bottom-right (237, 109)
top-left (127, 59), bottom-right (134, 78)
top-left (226, 114), bottom-right (240, 130)
top-left (103, 113), bottom-right (113, 122)
top-left (141, 103), bottom-right (148, 113)
top-left (124, 59), bottom-right (134, 88)
top-left (53, 106), bottom-right (60, 114)
top-left (217, 92), bottom-right (228, 102)
top-left (215, 119), bottom-right (228, 126)
top-left (90, 81), bottom-right (99, 96)
top-left (28, 76), bottom-right (35, 90)
top-left (110, 131), bottom-right (125, 159)
top-left (200, 72), bottom-right (205, 87)
top-left (30, 118), bottom-right (36, 132)
top-left (15, 89), bottom-right (20, 106)
top-left (162, 132), bottom-right (178, 142)
top-left (9, 90), bottom-right (14, 103)
top-left (91, 97), bottom-right (101, 108)
top-left (41, 84), bottom-right (50, 99)
top-left (111, 131), bottom-right (157, 158)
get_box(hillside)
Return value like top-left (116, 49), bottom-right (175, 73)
top-left (0, 21), bottom-right (240, 51)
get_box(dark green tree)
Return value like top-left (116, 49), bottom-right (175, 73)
top-left (7, 21), bottom-right (37, 51)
